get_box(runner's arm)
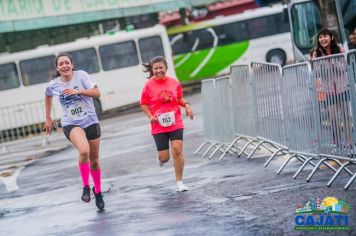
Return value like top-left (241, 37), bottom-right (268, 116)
top-left (44, 95), bottom-right (54, 134)
top-left (178, 98), bottom-right (194, 120)
top-left (63, 86), bottom-right (100, 98)
top-left (141, 104), bottom-right (157, 123)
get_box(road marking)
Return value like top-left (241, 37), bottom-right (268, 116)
top-left (0, 166), bottom-right (24, 192)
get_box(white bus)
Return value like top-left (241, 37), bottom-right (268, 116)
top-left (0, 25), bottom-right (176, 131)
top-left (167, 4), bottom-right (294, 82)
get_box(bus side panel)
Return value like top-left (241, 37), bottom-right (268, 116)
top-left (93, 66), bottom-right (146, 111)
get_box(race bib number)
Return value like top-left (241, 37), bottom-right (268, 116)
top-left (67, 102), bottom-right (87, 120)
top-left (157, 111), bottom-right (175, 127)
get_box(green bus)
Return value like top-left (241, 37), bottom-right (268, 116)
top-left (167, 4), bottom-right (293, 83)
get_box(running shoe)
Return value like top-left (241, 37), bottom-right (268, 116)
top-left (92, 187), bottom-right (105, 210)
top-left (81, 185), bottom-right (91, 202)
top-left (157, 157), bottom-right (165, 167)
top-left (177, 182), bottom-right (189, 192)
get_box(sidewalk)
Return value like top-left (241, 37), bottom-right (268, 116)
top-left (0, 132), bottom-right (70, 192)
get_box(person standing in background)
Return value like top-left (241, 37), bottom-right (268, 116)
top-left (311, 29), bottom-right (352, 153)
top-left (311, 28), bottom-right (345, 59)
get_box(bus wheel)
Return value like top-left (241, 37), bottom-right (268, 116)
top-left (93, 98), bottom-right (102, 118)
top-left (266, 49), bottom-right (286, 66)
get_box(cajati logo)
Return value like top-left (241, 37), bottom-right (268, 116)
top-left (294, 196), bottom-right (352, 231)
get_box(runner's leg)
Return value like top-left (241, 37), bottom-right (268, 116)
top-left (88, 138), bottom-right (101, 193)
top-left (70, 127), bottom-right (90, 184)
top-left (171, 140), bottom-right (184, 181)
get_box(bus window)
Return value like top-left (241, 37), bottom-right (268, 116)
top-left (275, 13), bottom-right (290, 33)
top-left (67, 48), bottom-right (100, 74)
top-left (246, 15), bottom-right (277, 39)
top-left (99, 40), bottom-right (139, 71)
top-left (214, 21), bottom-right (249, 46)
top-left (186, 29), bottom-right (214, 51)
top-left (20, 55), bottom-right (56, 86)
top-left (139, 36), bottom-right (164, 63)
top-left (169, 34), bottom-right (190, 55)
top-left (0, 63), bottom-right (20, 91)
top-left (291, 1), bottom-right (321, 52)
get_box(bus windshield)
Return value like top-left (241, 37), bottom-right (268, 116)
top-left (290, 0), bottom-right (356, 60)
top-left (339, 0), bottom-right (356, 41)
top-left (290, 1), bottom-right (321, 53)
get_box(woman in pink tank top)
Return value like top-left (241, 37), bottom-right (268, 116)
top-left (140, 56), bottom-right (194, 192)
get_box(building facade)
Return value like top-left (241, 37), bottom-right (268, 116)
top-left (0, 0), bottom-right (220, 53)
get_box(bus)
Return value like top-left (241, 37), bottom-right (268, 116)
top-left (0, 25), bottom-right (176, 132)
top-left (167, 4), bottom-right (293, 82)
top-left (287, 0), bottom-right (356, 61)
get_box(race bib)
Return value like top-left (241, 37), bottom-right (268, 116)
top-left (157, 111), bottom-right (175, 127)
top-left (67, 101), bottom-right (87, 120)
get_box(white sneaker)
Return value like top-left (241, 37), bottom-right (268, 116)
top-left (157, 157), bottom-right (165, 167)
top-left (177, 181), bottom-right (189, 192)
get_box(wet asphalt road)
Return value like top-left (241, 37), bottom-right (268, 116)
top-left (0, 92), bottom-right (355, 236)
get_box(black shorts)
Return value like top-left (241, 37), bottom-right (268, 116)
top-left (152, 129), bottom-right (183, 151)
top-left (63, 123), bottom-right (101, 141)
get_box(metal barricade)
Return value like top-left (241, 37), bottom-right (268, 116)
top-left (194, 76), bottom-right (236, 159)
top-left (0, 99), bottom-right (62, 152)
top-left (277, 62), bottom-right (321, 176)
top-left (231, 65), bottom-right (256, 138)
top-left (224, 65), bottom-right (259, 159)
top-left (312, 54), bottom-right (353, 156)
top-left (306, 53), bottom-right (355, 188)
top-left (194, 79), bottom-right (218, 157)
top-left (283, 63), bottom-right (317, 155)
top-left (213, 76), bottom-right (236, 159)
top-left (195, 55), bottom-right (356, 190)
top-left (248, 62), bottom-right (288, 162)
top-left (341, 50), bottom-right (356, 190)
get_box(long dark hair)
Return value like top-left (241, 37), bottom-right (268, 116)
top-left (51, 52), bottom-right (74, 79)
top-left (142, 56), bottom-right (168, 79)
top-left (314, 28), bottom-right (341, 57)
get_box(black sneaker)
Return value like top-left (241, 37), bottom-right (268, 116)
top-left (92, 186), bottom-right (105, 210)
top-left (81, 185), bottom-right (91, 202)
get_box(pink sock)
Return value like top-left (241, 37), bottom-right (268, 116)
top-left (78, 162), bottom-right (90, 187)
top-left (90, 169), bottom-right (102, 193)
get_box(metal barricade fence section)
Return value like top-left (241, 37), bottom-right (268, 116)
top-left (347, 50), bottom-right (356, 157)
top-left (195, 76), bottom-right (237, 159)
top-left (194, 79), bottom-right (218, 157)
top-left (312, 54), bottom-right (355, 158)
top-left (251, 62), bottom-right (287, 147)
top-left (0, 99), bottom-right (62, 144)
top-left (201, 79), bottom-right (217, 143)
top-left (230, 65), bottom-right (256, 138)
top-left (282, 62), bottom-right (318, 156)
top-left (214, 76), bottom-right (235, 144)
top-left (196, 53), bottom-right (356, 190)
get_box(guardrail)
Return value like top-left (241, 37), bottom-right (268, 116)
top-left (0, 99), bottom-right (62, 151)
top-left (195, 50), bottom-right (356, 190)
